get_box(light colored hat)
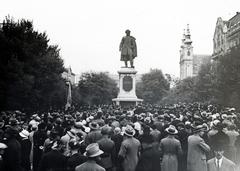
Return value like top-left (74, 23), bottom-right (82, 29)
top-left (212, 119), bottom-right (220, 128)
top-left (124, 125), bottom-right (135, 137)
top-left (84, 143), bottom-right (103, 157)
top-left (82, 120), bottom-right (87, 125)
top-left (221, 114), bottom-right (228, 120)
top-left (114, 127), bottom-right (121, 135)
top-left (19, 129), bottom-right (30, 138)
top-left (75, 122), bottom-right (83, 128)
top-left (0, 143), bottom-right (7, 149)
top-left (165, 125), bottom-right (178, 135)
top-left (134, 122), bottom-right (141, 131)
top-left (89, 122), bottom-right (100, 130)
top-left (84, 126), bottom-right (90, 133)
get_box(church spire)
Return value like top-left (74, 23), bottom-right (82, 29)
top-left (182, 29), bottom-right (186, 42)
top-left (184, 24), bottom-right (192, 44)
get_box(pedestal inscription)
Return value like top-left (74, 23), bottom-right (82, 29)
top-left (123, 76), bottom-right (133, 92)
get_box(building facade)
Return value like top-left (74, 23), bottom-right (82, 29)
top-left (180, 25), bottom-right (211, 80)
top-left (212, 12), bottom-right (240, 60)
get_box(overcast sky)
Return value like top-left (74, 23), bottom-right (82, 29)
top-left (1, 0), bottom-right (240, 77)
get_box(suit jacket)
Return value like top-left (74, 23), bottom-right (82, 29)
top-left (187, 134), bottom-right (210, 171)
top-left (207, 157), bottom-right (235, 171)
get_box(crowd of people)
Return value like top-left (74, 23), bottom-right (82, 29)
top-left (0, 103), bottom-right (240, 171)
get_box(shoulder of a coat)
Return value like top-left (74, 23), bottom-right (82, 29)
top-left (130, 36), bottom-right (136, 40)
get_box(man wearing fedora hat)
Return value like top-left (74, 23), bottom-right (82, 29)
top-left (85, 122), bottom-right (102, 146)
top-left (160, 125), bottom-right (182, 171)
top-left (187, 125), bottom-right (210, 171)
top-left (75, 143), bottom-right (105, 171)
top-left (118, 125), bottom-right (140, 171)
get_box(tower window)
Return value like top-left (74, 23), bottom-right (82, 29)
top-left (187, 50), bottom-right (190, 56)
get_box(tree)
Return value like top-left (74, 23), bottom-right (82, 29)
top-left (215, 46), bottom-right (240, 108)
top-left (0, 17), bottom-right (65, 112)
top-left (194, 62), bottom-right (217, 103)
top-left (77, 72), bottom-right (118, 105)
top-left (136, 69), bottom-right (170, 104)
top-left (161, 77), bottom-right (198, 104)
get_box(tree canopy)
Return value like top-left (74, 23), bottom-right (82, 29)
top-left (0, 17), bottom-right (65, 112)
top-left (77, 72), bottom-right (118, 105)
top-left (136, 69), bottom-right (170, 104)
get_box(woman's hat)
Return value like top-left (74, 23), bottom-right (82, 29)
top-left (123, 125), bottom-right (135, 137)
top-left (89, 122), bottom-right (100, 130)
top-left (165, 125), bottom-right (178, 135)
top-left (84, 143), bottom-right (103, 157)
top-left (19, 129), bottom-right (30, 138)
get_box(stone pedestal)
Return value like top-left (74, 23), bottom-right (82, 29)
top-left (112, 67), bottom-right (143, 106)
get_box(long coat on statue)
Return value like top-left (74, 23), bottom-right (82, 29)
top-left (187, 134), bottom-right (210, 171)
top-left (119, 35), bottom-right (137, 61)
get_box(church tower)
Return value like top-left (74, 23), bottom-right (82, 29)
top-left (180, 24), bottom-right (194, 80)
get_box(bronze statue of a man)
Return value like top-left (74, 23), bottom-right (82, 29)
top-left (119, 29), bottom-right (137, 68)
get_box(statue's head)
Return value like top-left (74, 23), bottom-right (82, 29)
top-left (125, 29), bottom-right (131, 35)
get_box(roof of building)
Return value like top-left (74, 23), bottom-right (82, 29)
top-left (228, 12), bottom-right (240, 28)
